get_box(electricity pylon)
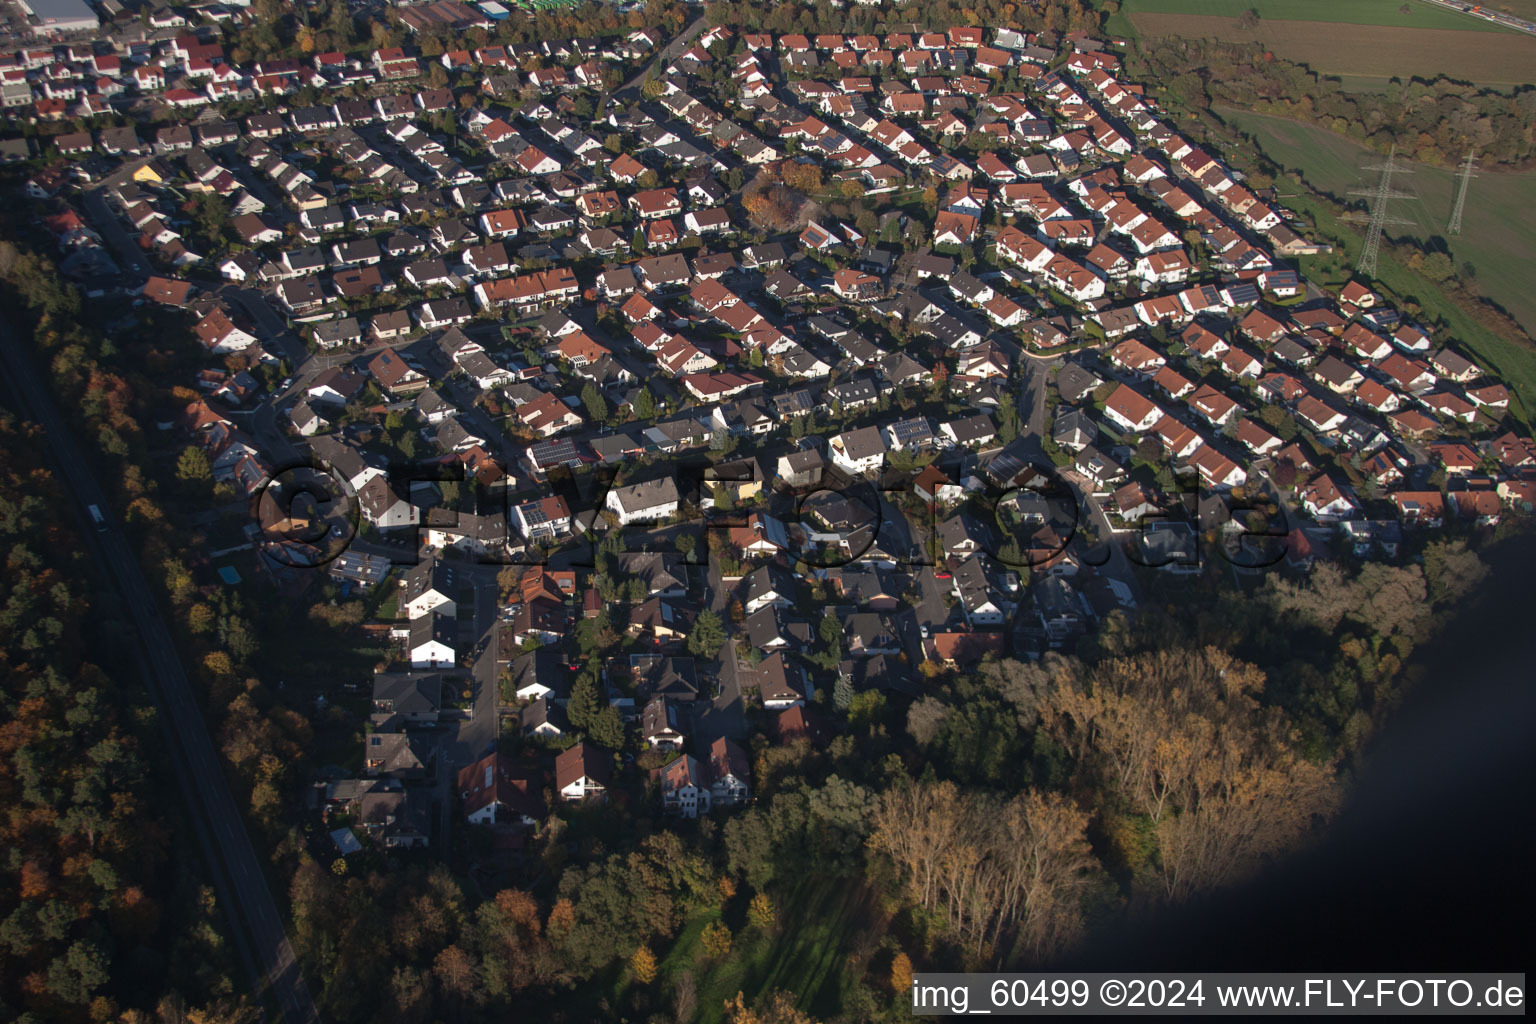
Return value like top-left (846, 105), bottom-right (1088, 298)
top-left (1448, 151), bottom-right (1477, 236)
top-left (1344, 146), bottom-right (1415, 279)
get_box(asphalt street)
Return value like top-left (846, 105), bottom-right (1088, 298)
top-left (82, 186), bottom-right (153, 278)
top-left (1015, 355), bottom-right (1143, 603)
top-left (609, 16), bottom-right (708, 103)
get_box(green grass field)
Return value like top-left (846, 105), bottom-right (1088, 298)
top-left (1217, 107), bottom-right (1536, 341)
top-left (647, 877), bottom-right (882, 1023)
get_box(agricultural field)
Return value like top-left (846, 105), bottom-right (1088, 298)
top-left (1104, 0), bottom-right (1535, 83)
top-left (1217, 107), bottom-right (1536, 338)
top-left (1122, 15), bottom-right (1533, 83)
top-left (1113, 0), bottom-right (1511, 31)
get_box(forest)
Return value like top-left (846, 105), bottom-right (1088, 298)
top-left (0, 405), bottom-right (250, 1022)
top-left (1132, 36), bottom-right (1536, 170)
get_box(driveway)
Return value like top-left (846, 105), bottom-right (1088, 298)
top-left (691, 542), bottom-right (747, 745)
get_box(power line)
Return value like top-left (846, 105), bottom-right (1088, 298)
top-left (1344, 145), bottom-right (1415, 279)
top-left (1448, 150), bottom-right (1477, 236)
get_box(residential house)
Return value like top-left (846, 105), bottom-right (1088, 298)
top-left (401, 560), bottom-right (458, 619)
top-left (655, 754), bottom-right (711, 817)
top-left (707, 737), bottom-right (751, 808)
top-left (606, 476), bottom-right (681, 526)
top-left (458, 753), bottom-right (545, 827)
top-left (555, 741), bottom-right (612, 802)
top-left (828, 426), bottom-right (886, 476)
top-left (408, 612), bottom-right (456, 668)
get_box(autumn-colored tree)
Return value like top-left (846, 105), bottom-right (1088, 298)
top-left (547, 897), bottom-right (576, 941)
top-left (717, 874), bottom-right (738, 903)
top-left (748, 892), bottom-right (775, 930)
top-left (494, 888), bottom-right (540, 932)
top-left (176, 446), bottom-right (210, 481)
top-left (724, 991), bottom-right (817, 1024)
top-left (742, 184), bottom-right (805, 232)
top-left (701, 921), bottom-right (733, 959)
top-left (434, 943), bottom-right (476, 1000)
top-left (480, 888), bottom-right (567, 992)
top-left (780, 160), bottom-right (823, 192)
top-left (870, 781), bottom-right (1095, 959)
top-left (117, 995), bottom-right (261, 1024)
top-left (187, 603), bottom-right (215, 634)
top-left (1041, 648), bottom-right (1339, 903)
top-left (630, 945), bottom-right (657, 984)
top-left (889, 952), bottom-right (914, 995)
top-left (742, 190), bottom-right (776, 230)
top-left (1270, 457), bottom-right (1297, 490)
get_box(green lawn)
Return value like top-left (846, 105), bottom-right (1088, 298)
top-left (372, 590), bottom-right (400, 622)
top-left (1215, 107), bottom-right (1536, 343)
top-left (647, 876), bottom-right (882, 1023)
top-left (1112, 0), bottom-right (1510, 30)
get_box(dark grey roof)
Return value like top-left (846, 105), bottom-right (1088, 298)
top-left (616, 551), bottom-right (687, 593)
top-left (372, 671), bottom-right (444, 715)
top-left (1055, 362), bottom-right (1103, 403)
top-left (742, 606), bottom-right (796, 649)
top-left (632, 655), bottom-right (700, 700)
top-left (944, 413), bottom-right (997, 444)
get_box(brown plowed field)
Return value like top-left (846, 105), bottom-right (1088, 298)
top-left (1128, 13), bottom-right (1536, 84)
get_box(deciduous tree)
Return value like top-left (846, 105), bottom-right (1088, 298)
top-left (747, 892), bottom-right (775, 930)
top-left (630, 944), bottom-right (657, 984)
top-left (889, 952), bottom-right (914, 995)
top-left (701, 921), bottom-right (733, 959)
